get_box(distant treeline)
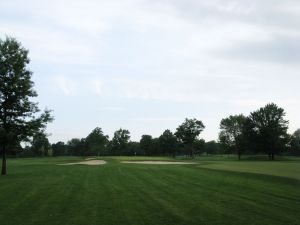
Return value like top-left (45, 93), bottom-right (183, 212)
top-left (12, 103), bottom-right (300, 160)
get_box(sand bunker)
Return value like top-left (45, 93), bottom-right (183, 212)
top-left (59, 160), bottom-right (106, 166)
top-left (121, 161), bottom-right (197, 165)
top-left (85, 157), bottom-right (96, 161)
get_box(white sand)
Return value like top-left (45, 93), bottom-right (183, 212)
top-left (121, 160), bottom-right (197, 165)
top-left (59, 160), bottom-right (106, 166)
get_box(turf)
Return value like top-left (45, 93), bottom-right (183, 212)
top-left (198, 161), bottom-right (300, 180)
top-left (0, 157), bottom-right (299, 225)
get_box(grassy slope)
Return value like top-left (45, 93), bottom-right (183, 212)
top-left (198, 160), bottom-right (300, 180)
top-left (0, 157), bottom-right (299, 225)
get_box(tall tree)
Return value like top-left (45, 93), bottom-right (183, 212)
top-left (193, 138), bottom-right (205, 156)
top-left (247, 103), bottom-right (289, 160)
top-left (140, 135), bottom-right (153, 156)
top-left (85, 127), bottom-right (108, 156)
top-left (67, 138), bottom-right (86, 156)
top-left (205, 140), bottom-right (223, 155)
top-left (109, 128), bottom-right (130, 155)
top-left (175, 118), bottom-right (205, 158)
top-left (290, 129), bottom-right (300, 156)
top-left (158, 129), bottom-right (178, 157)
top-left (31, 132), bottom-right (50, 156)
top-left (0, 37), bottom-right (53, 175)
top-left (52, 141), bottom-right (66, 156)
top-left (219, 114), bottom-right (246, 160)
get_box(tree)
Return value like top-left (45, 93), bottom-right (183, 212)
top-left (126, 141), bottom-right (141, 156)
top-left (109, 128), bottom-right (130, 155)
top-left (140, 135), bottom-right (153, 156)
top-left (158, 129), bottom-right (178, 157)
top-left (175, 118), bottom-right (205, 158)
top-left (290, 129), bottom-right (300, 156)
top-left (205, 140), bottom-right (223, 155)
top-left (193, 138), bottom-right (205, 156)
top-left (85, 127), bottom-right (108, 156)
top-left (247, 103), bottom-right (289, 160)
top-left (219, 114), bottom-right (246, 160)
top-left (67, 138), bottom-right (86, 156)
top-left (52, 141), bottom-right (66, 156)
top-left (31, 132), bottom-right (50, 156)
top-left (0, 37), bottom-right (53, 175)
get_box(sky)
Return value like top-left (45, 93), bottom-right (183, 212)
top-left (1, 0), bottom-right (300, 143)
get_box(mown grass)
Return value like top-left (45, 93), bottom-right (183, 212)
top-left (0, 156), bottom-right (299, 225)
top-left (198, 160), bottom-right (300, 180)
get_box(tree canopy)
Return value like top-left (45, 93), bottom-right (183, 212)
top-left (0, 37), bottom-right (53, 175)
top-left (85, 127), bottom-right (108, 156)
top-left (219, 114), bottom-right (246, 160)
top-left (175, 118), bottom-right (205, 157)
top-left (247, 103), bottom-right (289, 160)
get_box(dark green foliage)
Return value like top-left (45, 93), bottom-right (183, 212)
top-left (126, 141), bottom-right (142, 156)
top-left (0, 37), bottom-right (53, 174)
top-left (175, 118), bottom-right (205, 157)
top-left (52, 142), bottom-right (67, 156)
top-left (158, 129), bottom-right (178, 157)
top-left (246, 103), bottom-right (289, 160)
top-left (140, 135), bottom-right (154, 155)
top-left (219, 114), bottom-right (247, 160)
top-left (193, 138), bottom-right (205, 155)
top-left (85, 127), bottom-right (108, 156)
top-left (204, 140), bottom-right (223, 155)
top-left (108, 128), bottom-right (130, 155)
top-left (67, 138), bottom-right (86, 156)
top-left (290, 129), bottom-right (300, 156)
top-left (31, 132), bottom-right (50, 156)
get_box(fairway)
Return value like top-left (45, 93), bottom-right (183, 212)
top-left (0, 157), bottom-right (299, 225)
top-left (198, 160), bottom-right (300, 180)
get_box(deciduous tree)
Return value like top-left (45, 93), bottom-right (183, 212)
top-left (247, 103), bottom-right (289, 160)
top-left (85, 127), bottom-right (108, 156)
top-left (0, 37), bottom-right (53, 175)
top-left (219, 114), bottom-right (246, 160)
top-left (175, 118), bottom-right (205, 158)
top-left (109, 128), bottom-right (130, 155)
top-left (158, 129), bottom-right (178, 157)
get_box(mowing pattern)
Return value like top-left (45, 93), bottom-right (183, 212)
top-left (0, 157), bottom-right (299, 225)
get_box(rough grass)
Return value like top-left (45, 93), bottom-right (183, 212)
top-left (0, 156), bottom-right (299, 225)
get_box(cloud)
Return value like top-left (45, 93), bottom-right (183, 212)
top-left (99, 106), bottom-right (126, 111)
top-left (216, 36), bottom-right (300, 64)
top-left (53, 76), bottom-right (78, 96)
top-left (1, 0), bottom-right (300, 142)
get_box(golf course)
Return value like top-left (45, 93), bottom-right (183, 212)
top-left (0, 156), bottom-right (299, 225)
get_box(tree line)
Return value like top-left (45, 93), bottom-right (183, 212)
top-left (23, 108), bottom-right (300, 159)
top-left (1, 37), bottom-right (300, 174)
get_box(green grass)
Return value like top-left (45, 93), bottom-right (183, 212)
top-left (198, 160), bottom-right (300, 180)
top-left (0, 156), bottom-right (299, 225)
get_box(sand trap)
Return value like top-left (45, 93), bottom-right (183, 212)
top-left (59, 160), bottom-right (106, 166)
top-left (121, 161), bottom-right (197, 165)
top-left (85, 157), bottom-right (96, 161)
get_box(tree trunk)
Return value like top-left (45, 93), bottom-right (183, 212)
top-left (1, 144), bottom-right (7, 175)
top-left (238, 153), bottom-right (241, 160)
top-left (271, 153), bottom-right (274, 160)
top-left (190, 148), bottom-right (194, 159)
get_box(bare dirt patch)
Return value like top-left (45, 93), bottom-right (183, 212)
top-left (59, 160), bottom-right (106, 166)
top-left (121, 161), bottom-right (197, 165)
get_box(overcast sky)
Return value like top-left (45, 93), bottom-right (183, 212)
top-left (1, 0), bottom-right (300, 143)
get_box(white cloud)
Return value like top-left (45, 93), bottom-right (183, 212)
top-left (1, 0), bottom-right (300, 142)
top-left (53, 76), bottom-right (78, 96)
